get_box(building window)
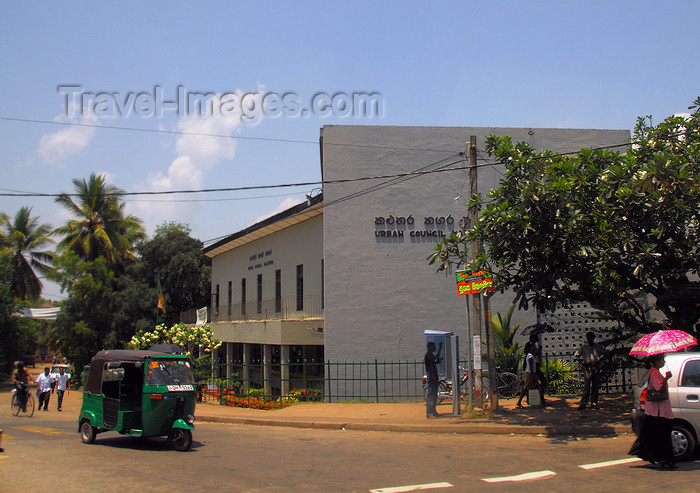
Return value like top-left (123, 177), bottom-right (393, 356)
top-left (241, 278), bottom-right (246, 316)
top-left (296, 264), bottom-right (303, 311)
top-left (227, 281), bottom-right (232, 318)
top-left (215, 284), bottom-right (220, 314)
top-left (257, 274), bottom-right (263, 314)
top-left (275, 269), bottom-right (282, 313)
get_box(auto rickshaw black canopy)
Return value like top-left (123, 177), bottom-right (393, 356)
top-left (85, 350), bottom-right (173, 394)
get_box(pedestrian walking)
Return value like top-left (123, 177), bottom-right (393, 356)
top-left (529, 333), bottom-right (548, 406)
top-left (575, 331), bottom-right (607, 409)
top-left (424, 341), bottom-right (443, 418)
top-left (629, 353), bottom-right (677, 469)
top-left (36, 367), bottom-right (54, 411)
top-left (54, 366), bottom-right (70, 411)
top-left (515, 342), bottom-right (541, 408)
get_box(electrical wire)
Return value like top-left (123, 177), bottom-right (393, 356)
top-left (0, 116), bottom-right (461, 154)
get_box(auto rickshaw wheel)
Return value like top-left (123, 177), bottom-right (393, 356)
top-left (169, 428), bottom-right (192, 452)
top-left (80, 420), bottom-right (96, 444)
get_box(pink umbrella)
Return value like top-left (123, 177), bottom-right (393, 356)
top-left (629, 329), bottom-right (698, 357)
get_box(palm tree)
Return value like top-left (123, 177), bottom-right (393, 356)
top-left (491, 304), bottom-right (522, 372)
top-left (0, 207), bottom-right (55, 299)
top-left (53, 173), bottom-right (146, 264)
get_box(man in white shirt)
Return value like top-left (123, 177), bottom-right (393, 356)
top-left (54, 366), bottom-right (70, 411)
top-left (56, 367), bottom-right (70, 411)
top-left (36, 367), bottom-right (55, 411)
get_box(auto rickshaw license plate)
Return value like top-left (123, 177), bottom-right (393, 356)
top-left (167, 384), bottom-right (195, 392)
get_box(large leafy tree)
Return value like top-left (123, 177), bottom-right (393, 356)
top-left (51, 253), bottom-right (121, 380)
top-left (53, 173), bottom-right (146, 265)
top-left (0, 252), bottom-right (41, 374)
top-left (0, 251), bottom-right (20, 373)
top-left (135, 222), bottom-right (211, 326)
top-left (49, 222), bottom-right (211, 377)
top-left (430, 97), bottom-right (700, 340)
top-left (0, 206), bottom-right (54, 299)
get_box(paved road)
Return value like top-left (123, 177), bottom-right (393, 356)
top-left (2, 402), bottom-right (700, 493)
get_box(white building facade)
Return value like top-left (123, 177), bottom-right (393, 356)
top-left (206, 125), bottom-right (631, 399)
top-left (204, 198), bottom-right (325, 396)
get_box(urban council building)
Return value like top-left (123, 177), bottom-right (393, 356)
top-left (203, 125), bottom-right (631, 399)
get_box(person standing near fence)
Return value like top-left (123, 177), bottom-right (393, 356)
top-left (575, 331), bottom-right (607, 410)
top-left (424, 341), bottom-right (443, 418)
top-left (54, 366), bottom-right (70, 411)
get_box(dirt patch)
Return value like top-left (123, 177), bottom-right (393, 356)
top-left (490, 393), bottom-right (632, 428)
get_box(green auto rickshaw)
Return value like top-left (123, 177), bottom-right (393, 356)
top-left (78, 350), bottom-right (196, 451)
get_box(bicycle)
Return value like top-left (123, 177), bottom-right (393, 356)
top-left (422, 366), bottom-right (520, 404)
top-left (11, 383), bottom-right (36, 417)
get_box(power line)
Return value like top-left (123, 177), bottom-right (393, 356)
top-left (0, 116), bottom-right (461, 154)
top-left (0, 140), bottom-right (632, 200)
top-left (0, 164), bottom-right (474, 199)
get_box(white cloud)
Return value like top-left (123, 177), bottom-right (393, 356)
top-left (36, 109), bottom-right (97, 164)
top-left (131, 106), bottom-right (242, 235)
top-left (254, 197), bottom-right (300, 224)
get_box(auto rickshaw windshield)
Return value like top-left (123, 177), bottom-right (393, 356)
top-left (146, 359), bottom-right (194, 386)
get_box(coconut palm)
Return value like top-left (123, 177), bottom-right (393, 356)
top-left (0, 207), bottom-right (55, 299)
top-left (53, 173), bottom-right (146, 264)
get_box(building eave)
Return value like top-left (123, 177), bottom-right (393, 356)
top-left (203, 193), bottom-right (323, 258)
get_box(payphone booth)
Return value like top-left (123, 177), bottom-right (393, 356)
top-left (424, 330), bottom-right (460, 416)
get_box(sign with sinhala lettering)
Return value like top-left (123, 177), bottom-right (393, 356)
top-left (455, 270), bottom-right (495, 296)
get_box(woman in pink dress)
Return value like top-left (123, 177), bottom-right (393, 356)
top-left (630, 353), bottom-right (677, 469)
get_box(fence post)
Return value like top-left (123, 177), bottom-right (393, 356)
top-left (326, 361), bottom-right (332, 403)
top-left (375, 359), bottom-right (379, 403)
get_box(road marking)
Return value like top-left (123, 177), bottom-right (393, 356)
top-left (15, 426), bottom-right (65, 436)
top-left (579, 458), bottom-right (642, 470)
top-left (482, 470), bottom-right (556, 483)
top-left (370, 482), bottom-right (453, 493)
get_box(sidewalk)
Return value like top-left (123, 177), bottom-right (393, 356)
top-left (195, 393), bottom-right (633, 437)
top-left (5, 367), bottom-right (632, 437)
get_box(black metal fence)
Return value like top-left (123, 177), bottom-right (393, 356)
top-left (196, 353), bottom-right (646, 404)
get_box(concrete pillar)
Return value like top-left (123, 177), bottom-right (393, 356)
top-left (263, 344), bottom-right (272, 397)
top-left (280, 345), bottom-right (290, 396)
top-left (226, 343), bottom-right (234, 380)
top-left (242, 343), bottom-right (251, 391)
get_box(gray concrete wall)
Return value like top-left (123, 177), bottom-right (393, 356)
top-left (321, 125), bottom-right (631, 365)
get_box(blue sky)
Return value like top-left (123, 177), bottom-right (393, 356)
top-left (1, 1), bottom-right (698, 299)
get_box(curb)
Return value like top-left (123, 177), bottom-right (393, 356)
top-left (196, 414), bottom-right (632, 437)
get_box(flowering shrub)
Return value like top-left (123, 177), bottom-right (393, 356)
top-left (219, 390), bottom-right (293, 410)
top-left (129, 323), bottom-right (222, 356)
top-left (213, 387), bottom-right (324, 410)
top-left (287, 388), bottom-right (323, 402)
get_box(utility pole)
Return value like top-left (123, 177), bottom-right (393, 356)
top-left (468, 135), bottom-right (483, 408)
top-left (483, 292), bottom-right (499, 410)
